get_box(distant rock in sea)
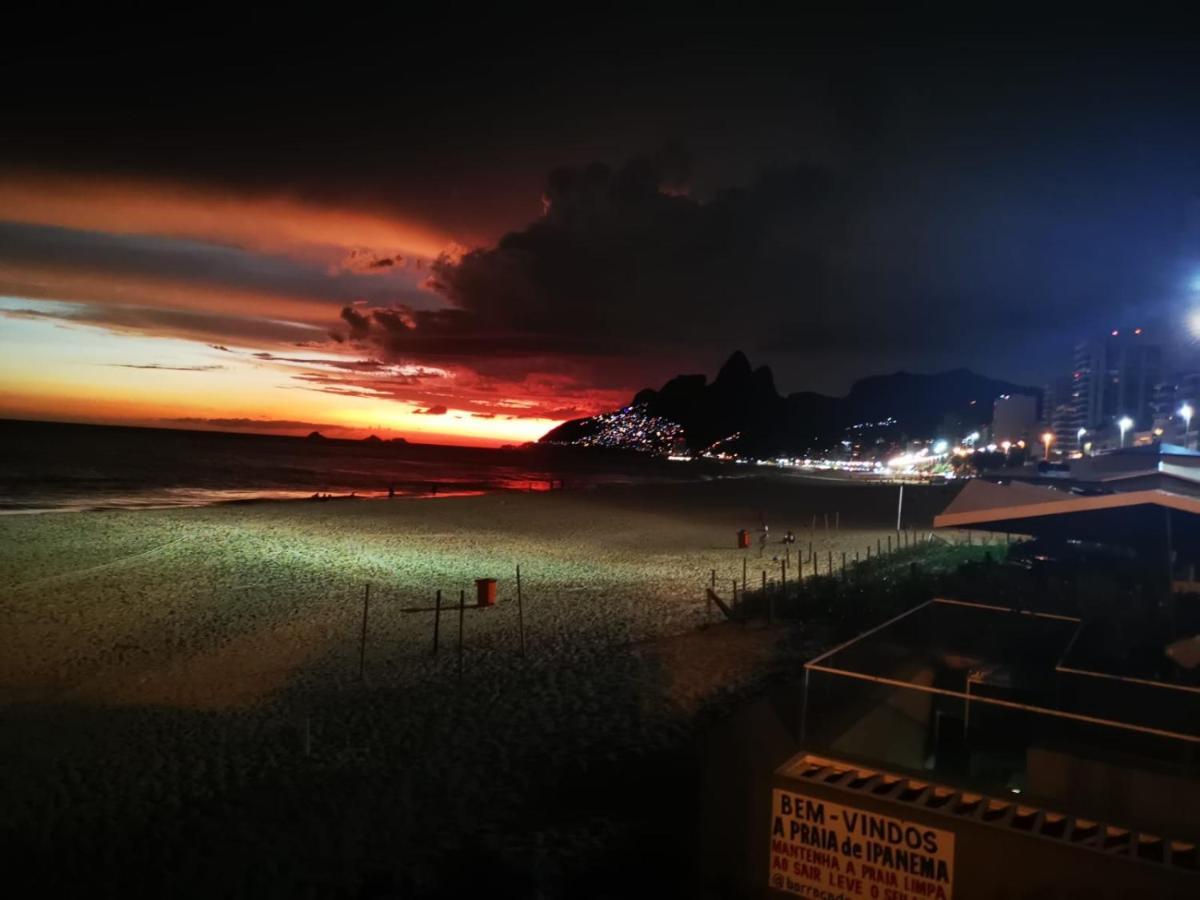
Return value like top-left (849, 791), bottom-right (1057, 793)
top-left (363, 434), bottom-right (383, 443)
top-left (306, 431), bottom-right (327, 441)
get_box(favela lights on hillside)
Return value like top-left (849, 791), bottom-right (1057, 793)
top-left (5, 12), bottom-right (1200, 899)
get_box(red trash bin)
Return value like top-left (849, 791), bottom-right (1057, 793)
top-left (737, 529), bottom-right (751, 549)
top-left (475, 578), bottom-right (497, 607)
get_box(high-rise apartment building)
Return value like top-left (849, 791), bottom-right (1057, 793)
top-left (1070, 329), bottom-right (1162, 432)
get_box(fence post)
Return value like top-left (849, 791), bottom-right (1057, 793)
top-left (743, 557), bottom-right (748, 593)
top-left (457, 589), bottom-right (465, 680)
top-left (358, 583), bottom-right (370, 683)
top-left (433, 589), bottom-right (442, 655)
top-left (516, 565), bottom-right (526, 658)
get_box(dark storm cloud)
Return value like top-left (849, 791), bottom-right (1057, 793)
top-left (335, 123), bottom-right (1200, 393)
top-left (415, 404), bottom-right (448, 415)
top-left (332, 152), bottom-right (839, 378)
top-left (340, 306), bottom-right (373, 340)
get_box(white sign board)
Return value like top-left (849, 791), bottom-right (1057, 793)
top-left (768, 788), bottom-right (955, 899)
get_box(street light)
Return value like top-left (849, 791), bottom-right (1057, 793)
top-left (1118, 416), bottom-right (1134, 448)
top-left (1077, 427), bottom-right (1086, 447)
top-left (1181, 403), bottom-right (1194, 448)
top-left (1041, 431), bottom-right (1054, 462)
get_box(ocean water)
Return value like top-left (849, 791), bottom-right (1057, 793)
top-left (0, 419), bottom-right (709, 513)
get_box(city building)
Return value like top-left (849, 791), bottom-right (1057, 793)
top-left (1070, 329), bottom-right (1163, 435)
top-left (1152, 372), bottom-right (1200, 450)
top-left (758, 479), bottom-right (1200, 897)
top-left (1044, 374), bottom-right (1079, 456)
top-left (991, 393), bottom-right (1037, 445)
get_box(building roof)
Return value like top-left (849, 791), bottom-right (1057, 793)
top-left (933, 480), bottom-right (1200, 548)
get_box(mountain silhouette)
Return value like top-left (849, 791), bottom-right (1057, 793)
top-left (542, 352), bottom-right (1039, 454)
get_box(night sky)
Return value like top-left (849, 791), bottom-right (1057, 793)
top-left (4, 11), bottom-right (1200, 443)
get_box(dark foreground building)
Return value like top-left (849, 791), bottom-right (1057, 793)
top-left (704, 477), bottom-right (1200, 898)
top-left (773, 597), bottom-right (1198, 898)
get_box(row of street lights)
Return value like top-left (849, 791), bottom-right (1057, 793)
top-left (1041, 402), bottom-right (1195, 460)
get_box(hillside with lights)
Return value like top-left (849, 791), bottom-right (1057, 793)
top-left (540, 351), bottom-right (1040, 460)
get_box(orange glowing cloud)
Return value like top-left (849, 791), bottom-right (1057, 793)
top-left (0, 170), bottom-right (455, 264)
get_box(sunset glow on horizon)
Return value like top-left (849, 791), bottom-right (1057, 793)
top-left (0, 174), bottom-right (631, 446)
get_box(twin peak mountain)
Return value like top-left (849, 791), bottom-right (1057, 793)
top-left (540, 351), bottom-right (1038, 456)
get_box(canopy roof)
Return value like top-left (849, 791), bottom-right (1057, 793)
top-left (933, 480), bottom-right (1200, 549)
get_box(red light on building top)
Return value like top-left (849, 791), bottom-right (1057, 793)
top-left (1111, 330), bottom-right (1119, 336)
top-left (1134, 327), bottom-right (1143, 335)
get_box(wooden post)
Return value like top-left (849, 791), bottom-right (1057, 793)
top-left (433, 588), bottom-right (442, 655)
top-left (358, 583), bottom-right (370, 682)
top-left (732, 579), bottom-right (738, 607)
top-left (887, 535), bottom-right (892, 554)
top-left (711, 568), bottom-right (717, 589)
top-left (516, 565), bottom-right (526, 658)
top-left (827, 550), bottom-right (832, 575)
top-left (867, 545), bottom-right (872, 560)
top-left (743, 557), bottom-right (748, 593)
top-left (812, 553), bottom-right (818, 577)
top-left (780, 557), bottom-right (786, 592)
top-left (841, 551), bottom-right (846, 574)
top-left (855, 550), bottom-right (859, 563)
top-left (457, 588), bottom-right (465, 680)
top-left (762, 570), bottom-right (767, 594)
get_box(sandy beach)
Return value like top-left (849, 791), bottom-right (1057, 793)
top-left (0, 474), bottom-right (958, 896)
